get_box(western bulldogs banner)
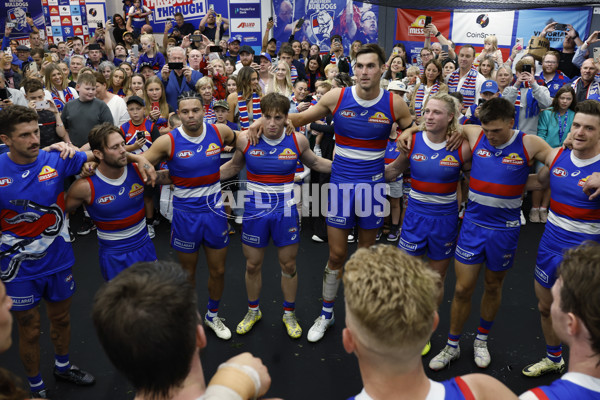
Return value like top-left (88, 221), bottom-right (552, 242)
top-left (1, 0), bottom-right (45, 45)
top-left (43, 0), bottom-right (90, 45)
top-left (145, 0), bottom-right (229, 36)
top-left (272, 0), bottom-right (378, 53)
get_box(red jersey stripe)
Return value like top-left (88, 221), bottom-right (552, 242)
top-left (470, 176), bottom-right (525, 197)
top-left (171, 171), bottom-right (220, 187)
top-left (94, 208), bottom-right (145, 231)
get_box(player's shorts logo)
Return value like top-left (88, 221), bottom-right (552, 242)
top-left (97, 194), bottom-right (116, 205)
top-left (476, 149), bottom-right (492, 158)
top-left (129, 183), bottom-right (144, 198)
top-left (242, 233), bottom-right (260, 244)
top-left (455, 246), bottom-right (474, 259)
top-left (439, 155), bottom-right (460, 167)
top-left (552, 167), bottom-right (568, 178)
top-left (0, 177), bottom-right (13, 187)
top-left (411, 153), bottom-right (427, 162)
top-left (327, 216), bottom-right (346, 225)
top-left (501, 153), bottom-right (525, 165)
top-left (173, 238), bottom-right (194, 249)
top-left (340, 109), bottom-right (356, 118)
top-left (176, 150), bottom-right (194, 159)
top-left (398, 238), bottom-right (417, 251)
top-left (368, 112), bottom-right (390, 124)
top-left (288, 226), bottom-right (297, 233)
top-left (535, 265), bottom-right (549, 284)
top-left (278, 148), bottom-right (297, 160)
top-left (206, 143), bottom-right (221, 157)
top-left (38, 166), bottom-right (58, 182)
top-left (249, 149), bottom-right (265, 157)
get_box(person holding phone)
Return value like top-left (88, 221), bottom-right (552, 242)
top-left (538, 22), bottom-right (583, 79)
top-left (383, 55), bottom-right (406, 81)
top-left (322, 35), bottom-right (351, 75)
top-left (265, 60), bottom-right (293, 97)
top-left (199, 8), bottom-right (229, 42)
top-left (143, 75), bottom-right (172, 134)
top-left (502, 57), bottom-right (552, 136)
top-left (23, 78), bottom-right (70, 148)
top-left (160, 46), bottom-right (201, 111)
top-left (0, 73), bottom-right (27, 109)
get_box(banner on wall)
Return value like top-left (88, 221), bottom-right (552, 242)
top-left (272, 0), bottom-right (378, 53)
top-left (229, 0), bottom-right (261, 50)
top-left (451, 11), bottom-right (515, 47)
top-left (143, 0), bottom-right (229, 36)
top-left (43, 0), bottom-right (90, 44)
top-left (395, 9), bottom-right (451, 65)
top-left (86, 2), bottom-right (106, 36)
top-left (0, 0), bottom-right (45, 45)
top-left (515, 8), bottom-right (592, 51)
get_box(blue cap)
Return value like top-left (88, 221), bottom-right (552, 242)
top-left (228, 35), bottom-right (242, 44)
top-left (481, 80), bottom-right (499, 93)
top-left (259, 52), bottom-right (271, 62)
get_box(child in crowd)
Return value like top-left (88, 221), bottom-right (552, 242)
top-left (136, 34), bottom-right (165, 75)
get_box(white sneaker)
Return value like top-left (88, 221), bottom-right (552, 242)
top-left (474, 339), bottom-right (491, 368)
top-left (307, 314), bottom-right (334, 342)
top-left (522, 357), bottom-right (565, 377)
top-left (147, 224), bottom-right (155, 239)
top-left (347, 234), bottom-right (355, 243)
top-left (311, 234), bottom-right (325, 243)
top-left (529, 208), bottom-right (540, 223)
top-left (204, 315), bottom-right (232, 340)
top-left (235, 216), bottom-right (243, 224)
top-left (520, 210), bottom-right (527, 225)
top-left (429, 345), bottom-right (460, 371)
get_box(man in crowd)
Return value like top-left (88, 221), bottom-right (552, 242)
top-left (570, 58), bottom-right (600, 102)
top-left (539, 22), bottom-right (582, 79)
top-left (520, 243), bottom-right (600, 399)
top-left (536, 51), bottom-right (571, 98)
top-left (92, 261), bottom-right (272, 400)
top-left (226, 36), bottom-right (242, 59)
top-left (199, 8), bottom-right (229, 42)
top-left (343, 245), bottom-right (518, 400)
top-left (446, 45), bottom-right (486, 111)
top-left (160, 46), bottom-right (203, 111)
top-left (86, 43), bottom-right (104, 71)
top-left (279, 43), bottom-right (306, 83)
top-left (262, 19), bottom-right (278, 59)
top-left (172, 12), bottom-right (196, 37)
top-left (322, 35), bottom-right (351, 74)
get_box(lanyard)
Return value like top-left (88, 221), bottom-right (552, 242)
top-left (557, 112), bottom-right (568, 144)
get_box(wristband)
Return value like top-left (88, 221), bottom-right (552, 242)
top-left (435, 31), bottom-right (442, 37)
top-left (218, 363), bottom-right (260, 399)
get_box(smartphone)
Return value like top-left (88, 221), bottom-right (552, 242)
top-left (296, 18), bottom-right (304, 29)
top-left (594, 47), bottom-right (600, 61)
top-left (168, 62), bottom-right (184, 70)
top-left (136, 131), bottom-right (145, 140)
top-left (554, 23), bottom-right (567, 31)
top-left (268, 17), bottom-right (273, 22)
top-left (442, 44), bottom-right (449, 52)
top-left (522, 64), bottom-right (532, 74)
top-left (516, 37), bottom-right (524, 50)
top-left (107, 18), bottom-right (112, 25)
top-left (209, 45), bottom-right (222, 53)
top-left (209, 4), bottom-right (214, 11)
top-left (478, 98), bottom-right (485, 106)
top-left (26, 12), bottom-right (31, 18)
top-left (6, 22), bottom-right (15, 28)
top-left (332, 37), bottom-right (341, 43)
top-left (151, 101), bottom-right (160, 111)
top-left (97, 22), bottom-right (103, 28)
top-left (44, 53), bottom-right (53, 63)
top-left (35, 100), bottom-right (49, 110)
top-left (253, 55), bottom-right (261, 64)
top-left (132, 44), bottom-right (139, 57)
top-left (5, 47), bottom-right (12, 57)
top-left (425, 16), bottom-right (432, 26)
top-left (67, 36), bottom-right (74, 42)
top-left (0, 88), bottom-right (8, 101)
top-left (396, 72), bottom-right (403, 79)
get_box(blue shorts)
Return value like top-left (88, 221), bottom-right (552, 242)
top-left (534, 243), bottom-right (562, 289)
top-left (99, 238), bottom-right (158, 281)
top-left (326, 182), bottom-right (386, 230)
top-left (5, 268), bottom-right (75, 311)
top-left (454, 219), bottom-right (520, 271)
top-left (398, 209), bottom-right (458, 260)
top-left (171, 208), bottom-right (229, 252)
top-left (242, 207), bottom-right (300, 248)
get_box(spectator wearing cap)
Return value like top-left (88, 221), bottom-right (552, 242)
top-left (138, 62), bottom-right (155, 80)
top-left (200, 8), bottom-right (229, 42)
top-left (15, 45), bottom-right (32, 66)
top-left (232, 45), bottom-right (258, 77)
top-left (226, 36), bottom-right (242, 59)
top-left (262, 19), bottom-right (278, 59)
top-left (464, 79), bottom-right (501, 125)
top-left (160, 46), bottom-right (202, 111)
top-left (121, 95), bottom-right (160, 154)
top-left (503, 57), bottom-right (552, 135)
top-left (213, 99), bottom-right (237, 130)
top-left (122, 31), bottom-right (136, 52)
top-left (87, 43), bottom-right (105, 71)
top-left (387, 80), bottom-right (409, 102)
top-left (257, 52), bottom-right (272, 94)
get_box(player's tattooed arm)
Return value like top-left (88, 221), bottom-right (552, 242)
top-left (155, 170), bottom-right (172, 186)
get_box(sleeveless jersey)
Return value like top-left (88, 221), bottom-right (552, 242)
top-left (332, 86), bottom-right (396, 183)
top-left (546, 148), bottom-right (600, 246)
top-left (0, 151), bottom-right (87, 282)
top-left (347, 377), bottom-right (474, 400)
top-left (85, 164), bottom-right (148, 251)
top-left (384, 135), bottom-right (402, 183)
top-left (167, 124), bottom-right (223, 212)
top-left (521, 373), bottom-right (600, 400)
top-left (467, 130), bottom-right (530, 229)
top-left (120, 118), bottom-right (156, 154)
top-left (244, 133), bottom-right (301, 212)
top-left (408, 131), bottom-right (463, 215)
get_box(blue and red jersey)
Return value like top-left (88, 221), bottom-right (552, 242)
top-left (521, 373), bottom-right (600, 400)
top-left (120, 118), bottom-right (158, 154)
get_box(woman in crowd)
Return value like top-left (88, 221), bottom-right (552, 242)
top-left (387, 43), bottom-right (409, 69)
top-left (130, 73), bottom-right (145, 98)
top-left (108, 67), bottom-right (132, 98)
top-left (266, 61), bottom-right (293, 97)
top-left (111, 14), bottom-right (128, 46)
top-left (530, 85), bottom-right (577, 223)
top-left (57, 62), bottom-right (70, 83)
top-left (291, 40), bottom-right (303, 62)
top-left (227, 66), bottom-right (262, 129)
top-left (143, 75), bottom-right (172, 133)
top-left (495, 65), bottom-right (513, 94)
top-left (43, 63), bottom-right (79, 112)
top-left (227, 76), bottom-right (238, 96)
top-left (224, 58), bottom-right (236, 76)
top-left (308, 44), bottom-right (321, 60)
top-left (120, 62), bottom-right (134, 78)
top-left (410, 59), bottom-right (448, 122)
top-left (94, 71), bottom-right (130, 127)
top-left (349, 40), bottom-right (363, 71)
top-left (196, 76), bottom-right (217, 124)
top-left (2, 51), bottom-right (21, 89)
top-left (99, 60), bottom-right (116, 82)
top-left (301, 40), bottom-right (311, 61)
top-left (442, 59), bottom-right (457, 79)
top-left (305, 55), bottom-right (324, 94)
top-left (478, 56), bottom-right (496, 80)
top-left (384, 55), bottom-right (406, 81)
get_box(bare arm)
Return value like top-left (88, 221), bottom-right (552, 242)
top-left (524, 134), bottom-right (553, 165)
top-left (462, 374), bottom-right (518, 400)
top-left (385, 152), bottom-right (409, 182)
top-left (297, 133), bottom-right (331, 173)
top-left (220, 133), bottom-right (248, 180)
top-left (155, 169), bottom-right (172, 185)
top-left (583, 172), bottom-right (600, 200)
top-left (262, 20), bottom-right (274, 52)
top-left (65, 177), bottom-right (92, 213)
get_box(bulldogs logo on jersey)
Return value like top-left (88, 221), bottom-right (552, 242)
top-left (38, 166), bottom-right (58, 182)
top-left (439, 155), bottom-right (460, 167)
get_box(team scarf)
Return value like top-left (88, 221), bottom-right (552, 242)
top-left (238, 92), bottom-right (261, 129)
top-left (50, 88), bottom-right (74, 112)
top-left (447, 67), bottom-right (478, 107)
top-left (513, 82), bottom-right (539, 129)
top-left (290, 64), bottom-right (298, 83)
top-left (203, 98), bottom-right (217, 124)
top-left (108, 87), bottom-right (126, 98)
top-left (414, 82), bottom-right (440, 117)
top-left (307, 71), bottom-right (321, 93)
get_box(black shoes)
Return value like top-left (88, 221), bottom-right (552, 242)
top-left (53, 365), bottom-right (96, 386)
top-left (76, 217), bottom-right (96, 236)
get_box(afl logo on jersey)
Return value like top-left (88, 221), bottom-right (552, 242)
top-left (206, 143), bottom-right (221, 157)
top-left (578, 175), bottom-right (590, 187)
top-left (340, 109), bottom-right (356, 118)
top-left (476, 149), bottom-right (492, 158)
top-left (249, 149), bottom-right (265, 157)
top-left (368, 112), bottom-right (390, 124)
top-left (129, 183), bottom-right (144, 198)
top-left (552, 167), bottom-right (568, 178)
top-left (177, 150), bottom-right (194, 159)
top-left (0, 177), bottom-right (13, 187)
top-left (97, 194), bottom-right (116, 205)
top-left (412, 153), bottom-right (427, 162)
top-left (278, 148), bottom-right (297, 160)
top-left (439, 155), bottom-right (460, 167)
top-left (38, 166), bottom-right (58, 182)
top-left (502, 153), bottom-right (525, 165)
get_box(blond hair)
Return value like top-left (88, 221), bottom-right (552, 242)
top-left (343, 245), bottom-right (440, 357)
top-left (484, 35), bottom-right (499, 51)
top-left (418, 92), bottom-right (460, 136)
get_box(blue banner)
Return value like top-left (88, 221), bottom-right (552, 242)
top-left (229, 0), bottom-right (261, 51)
top-left (1, 0), bottom-right (45, 45)
top-left (515, 8), bottom-right (592, 51)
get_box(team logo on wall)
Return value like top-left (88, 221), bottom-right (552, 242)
top-left (476, 14), bottom-right (489, 28)
top-left (7, 7), bottom-right (29, 31)
top-left (308, 11), bottom-right (334, 47)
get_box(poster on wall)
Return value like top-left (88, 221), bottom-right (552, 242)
top-left (86, 2), bottom-right (106, 36)
top-left (229, 0), bottom-right (261, 50)
top-left (0, 0), bottom-right (45, 45)
top-left (515, 8), bottom-right (592, 51)
top-left (395, 10), bottom-right (451, 65)
top-left (143, 0), bottom-right (228, 36)
top-left (272, 0), bottom-right (378, 53)
top-left (43, 0), bottom-right (89, 44)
